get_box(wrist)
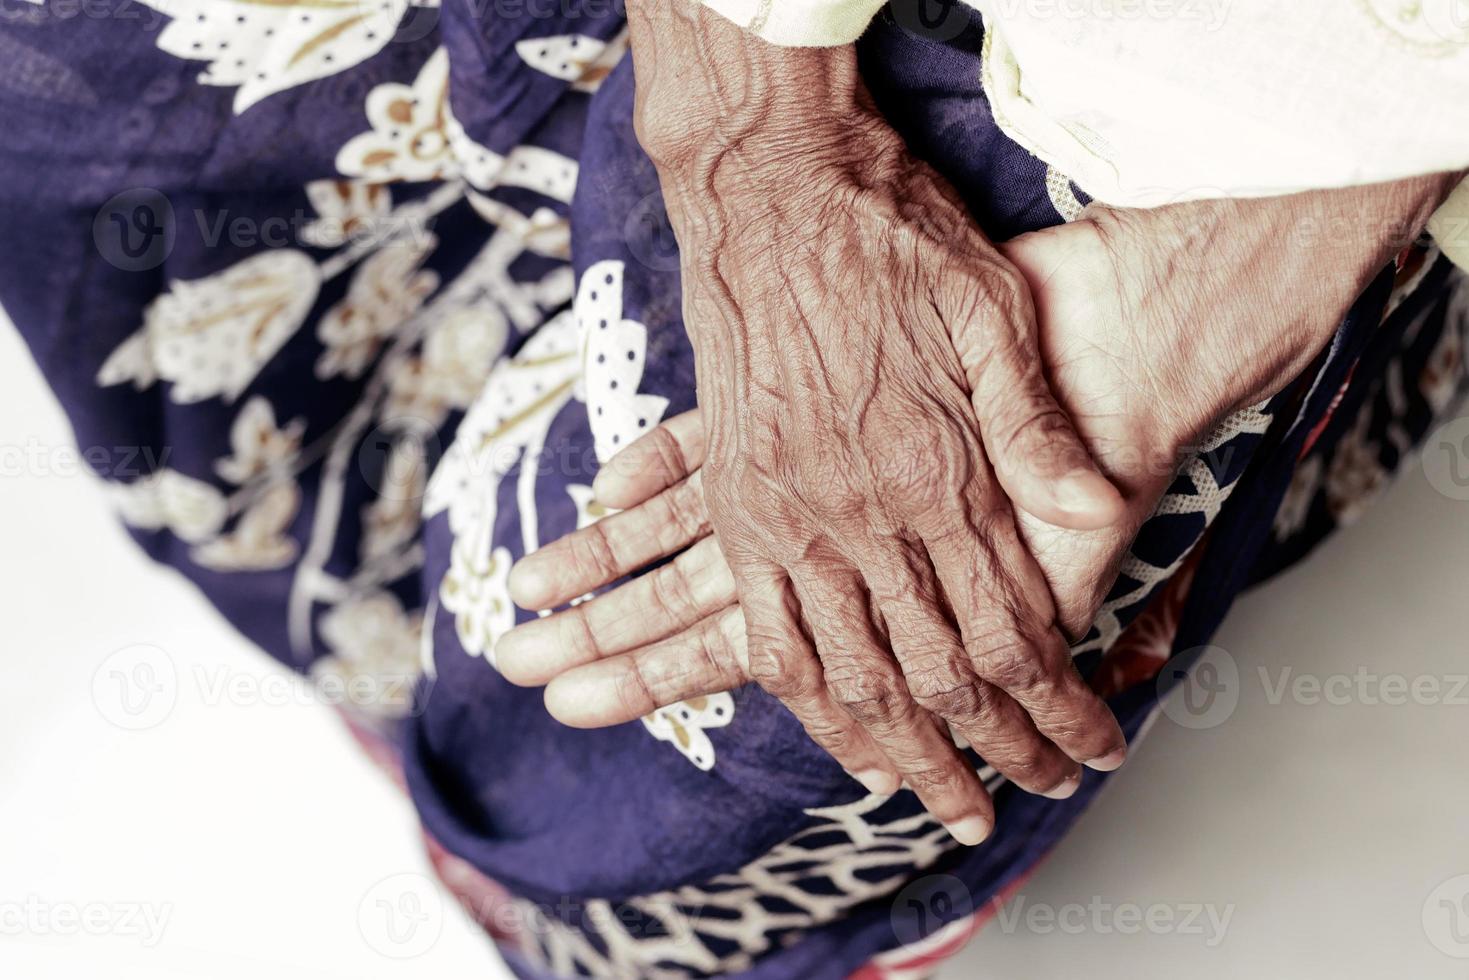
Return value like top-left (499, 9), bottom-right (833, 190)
top-left (627, 0), bottom-right (867, 185)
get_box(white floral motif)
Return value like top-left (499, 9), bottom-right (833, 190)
top-left (315, 236), bottom-right (440, 381)
top-left (361, 436), bottom-right (427, 562)
top-left (576, 261), bottom-right (669, 463)
top-left (465, 195), bottom-right (570, 258)
top-left (95, 330), bottom-right (157, 391)
top-left (192, 482), bottom-right (302, 571)
top-left (301, 180), bottom-right (392, 249)
top-left (215, 396), bottom-right (307, 484)
top-left (109, 470), bottom-right (228, 544)
top-left (336, 47), bottom-right (466, 184)
top-left (565, 484), bottom-right (612, 531)
top-left (424, 312), bottom-right (583, 660)
top-left (383, 306), bottom-right (509, 430)
top-left (336, 48), bottom-right (580, 200)
top-left (98, 250), bottom-right (320, 405)
top-left (314, 590), bottom-right (424, 719)
top-left (141, 0), bottom-right (439, 114)
top-left (514, 31), bottom-right (628, 92)
top-left (641, 694), bottom-right (735, 771)
top-left (440, 538), bottom-right (517, 665)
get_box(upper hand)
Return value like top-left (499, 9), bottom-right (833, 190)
top-left (505, 26), bottom-right (1128, 843)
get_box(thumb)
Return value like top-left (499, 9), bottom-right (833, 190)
top-left (944, 266), bottom-right (1124, 531)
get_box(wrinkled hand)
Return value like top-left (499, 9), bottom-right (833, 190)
top-left (501, 179), bottom-right (1452, 820)
top-left (503, 5), bottom-right (1131, 845)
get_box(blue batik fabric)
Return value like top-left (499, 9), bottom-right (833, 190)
top-left (2, 3), bottom-right (1465, 978)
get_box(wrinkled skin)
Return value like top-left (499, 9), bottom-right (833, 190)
top-left (504, 0), bottom-right (1457, 845)
top-left (500, 177), bottom-right (1452, 823)
top-left (509, 1), bottom-right (1131, 846)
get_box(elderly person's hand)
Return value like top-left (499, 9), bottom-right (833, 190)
top-left (499, 174), bottom-right (1457, 823)
top-left (503, 0), bottom-right (1133, 844)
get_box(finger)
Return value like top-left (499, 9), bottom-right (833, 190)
top-left (793, 566), bottom-right (996, 845)
top-left (590, 409), bottom-right (707, 510)
top-left (498, 536), bottom-right (735, 686)
top-left (923, 513), bottom-right (1128, 772)
top-left (736, 561), bottom-right (903, 797)
top-left (507, 470), bottom-right (709, 610)
top-left (944, 274), bottom-right (1123, 530)
top-left (870, 548), bottom-right (1082, 800)
top-left (544, 605), bottom-right (748, 726)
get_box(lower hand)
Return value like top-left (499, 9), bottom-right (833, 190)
top-left (499, 177), bottom-right (1455, 815)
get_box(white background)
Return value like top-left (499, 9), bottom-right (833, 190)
top-left (3, 310), bottom-right (1468, 979)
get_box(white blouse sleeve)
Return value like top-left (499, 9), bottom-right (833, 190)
top-left (972, 0), bottom-right (1469, 208)
top-left (692, 0), bottom-right (886, 46)
top-left (687, 0), bottom-right (1469, 268)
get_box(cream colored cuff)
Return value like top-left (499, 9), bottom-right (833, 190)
top-left (692, 0), bottom-right (885, 46)
top-left (1428, 179), bottom-right (1469, 273)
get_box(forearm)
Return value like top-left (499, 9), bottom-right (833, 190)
top-left (1085, 171), bottom-right (1466, 443)
top-left (1290, 171), bottom-right (1464, 292)
top-left (623, 0), bottom-right (1017, 370)
top-left (1135, 173), bottom-right (1463, 301)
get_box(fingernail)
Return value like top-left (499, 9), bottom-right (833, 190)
top-left (1040, 769), bottom-right (1082, 800)
top-left (1085, 747), bottom-right (1127, 772)
top-left (944, 815), bottom-right (993, 847)
top-left (850, 769), bottom-right (900, 796)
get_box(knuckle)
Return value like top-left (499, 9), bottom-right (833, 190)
top-left (565, 609), bottom-right (606, 659)
top-left (664, 477), bottom-right (711, 542)
top-left (691, 617), bottom-right (733, 674)
top-left (827, 670), bottom-right (904, 726)
top-left (998, 405), bottom-right (1087, 478)
top-left (647, 425), bottom-right (687, 482)
top-left (802, 715), bottom-right (857, 755)
top-left (566, 520), bottom-right (619, 578)
top-left (745, 643), bottom-right (787, 689)
top-left (974, 640), bottom-right (1052, 694)
top-left (746, 642), bottom-right (813, 701)
top-left (610, 665), bottom-right (656, 719)
top-left (646, 563), bottom-right (697, 623)
top-left (906, 666), bottom-right (984, 721)
top-left (903, 762), bottom-right (974, 799)
top-left (991, 748), bottom-right (1060, 787)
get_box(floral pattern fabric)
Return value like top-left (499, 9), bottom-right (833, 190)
top-left (1, 5), bottom-right (1465, 980)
